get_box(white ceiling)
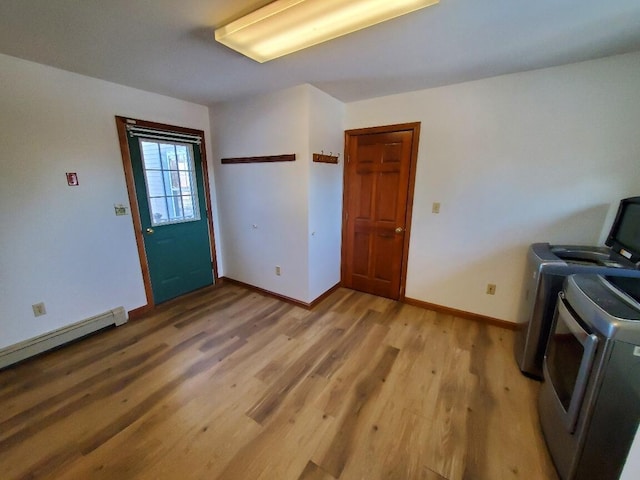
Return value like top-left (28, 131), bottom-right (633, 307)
top-left (1, 0), bottom-right (640, 106)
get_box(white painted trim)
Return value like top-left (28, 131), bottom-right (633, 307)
top-left (0, 307), bottom-right (127, 369)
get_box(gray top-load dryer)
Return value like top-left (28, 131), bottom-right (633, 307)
top-left (538, 274), bottom-right (640, 480)
top-left (515, 197), bottom-right (640, 378)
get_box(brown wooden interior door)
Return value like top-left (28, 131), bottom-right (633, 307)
top-left (342, 124), bottom-right (419, 300)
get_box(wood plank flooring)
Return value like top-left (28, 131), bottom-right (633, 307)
top-left (0, 284), bottom-right (558, 480)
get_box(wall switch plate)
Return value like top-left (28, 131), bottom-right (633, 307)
top-left (32, 302), bottom-right (47, 317)
top-left (275, 266), bottom-right (281, 276)
top-left (114, 204), bottom-right (128, 216)
top-left (486, 284), bottom-right (496, 295)
top-left (432, 202), bottom-right (441, 214)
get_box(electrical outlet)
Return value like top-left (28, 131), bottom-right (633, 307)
top-left (486, 284), bottom-right (496, 295)
top-left (275, 266), bottom-right (281, 276)
top-left (32, 302), bottom-right (47, 317)
top-left (432, 202), bottom-right (441, 214)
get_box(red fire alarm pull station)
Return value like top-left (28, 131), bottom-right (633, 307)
top-left (66, 172), bottom-right (79, 186)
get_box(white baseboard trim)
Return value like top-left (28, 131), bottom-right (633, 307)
top-left (0, 307), bottom-right (128, 370)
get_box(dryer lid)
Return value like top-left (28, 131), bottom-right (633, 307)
top-left (565, 274), bottom-right (640, 343)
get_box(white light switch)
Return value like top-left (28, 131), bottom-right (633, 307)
top-left (432, 202), bottom-right (441, 214)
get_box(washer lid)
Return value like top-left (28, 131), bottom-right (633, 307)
top-left (565, 274), bottom-right (640, 343)
top-left (534, 243), bottom-right (640, 274)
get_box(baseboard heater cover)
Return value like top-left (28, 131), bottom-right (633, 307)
top-left (0, 307), bottom-right (127, 369)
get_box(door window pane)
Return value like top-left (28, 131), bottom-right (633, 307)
top-left (149, 197), bottom-right (169, 225)
top-left (182, 195), bottom-right (195, 219)
top-left (141, 142), bottom-right (161, 169)
top-left (178, 171), bottom-right (192, 195)
top-left (145, 170), bottom-right (165, 197)
top-left (546, 304), bottom-right (585, 411)
top-left (139, 139), bottom-right (201, 226)
top-left (163, 170), bottom-right (178, 197)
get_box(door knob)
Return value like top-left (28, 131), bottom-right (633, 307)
top-left (146, 227), bottom-right (154, 234)
top-left (395, 227), bottom-right (404, 233)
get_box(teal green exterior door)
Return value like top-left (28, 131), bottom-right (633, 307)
top-left (127, 133), bottom-right (213, 304)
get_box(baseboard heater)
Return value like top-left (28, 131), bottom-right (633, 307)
top-left (0, 307), bottom-right (127, 370)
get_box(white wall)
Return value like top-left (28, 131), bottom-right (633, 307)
top-left (308, 87), bottom-right (345, 300)
top-left (210, 85), bottom-right (312, 302)
top-left (0, 53), bottom-right (216, 350)
top-left (346, 52), bottom-right (640, 322)
top-left (210, 84), bottom-right (344, 304)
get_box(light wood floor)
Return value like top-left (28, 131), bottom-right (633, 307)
top-left (0, 284), bottom-right (558, 480)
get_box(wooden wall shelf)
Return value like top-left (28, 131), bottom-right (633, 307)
top-left (221, 154), bottom-right (296, 164)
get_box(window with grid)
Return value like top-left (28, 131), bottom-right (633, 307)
top-left (139, 139), bottom-right (200, 226)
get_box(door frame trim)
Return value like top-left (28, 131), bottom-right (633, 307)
top-left (341, 122), bottom-right (421, 300)
top-left (115, 116), bottom-right (219, 315)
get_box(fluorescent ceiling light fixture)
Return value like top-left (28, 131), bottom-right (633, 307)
top-left (215, 0), bottom-right (440, 63)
